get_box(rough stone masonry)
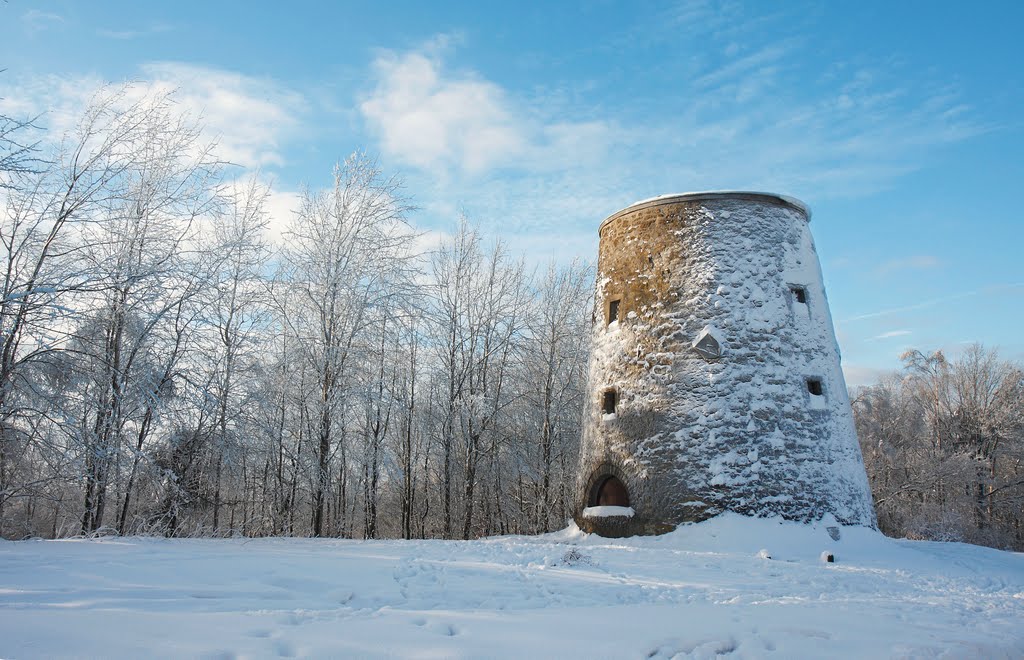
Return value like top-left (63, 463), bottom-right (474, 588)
top-left (574, 192), bottom-right (877, 537)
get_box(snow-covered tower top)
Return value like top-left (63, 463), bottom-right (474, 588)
top-left (600, 191), bottom-right (811, 233)
top-left (575, 191), bottom-right (876, 537)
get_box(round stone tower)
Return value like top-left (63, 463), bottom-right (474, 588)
top-left (574, 192), bottom-right (876, 537)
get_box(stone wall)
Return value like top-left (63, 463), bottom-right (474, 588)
top-left (574, 193), bottom-right (876, 537)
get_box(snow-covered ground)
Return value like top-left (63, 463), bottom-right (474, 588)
top-left (2, 515), bottom-right (1022, 659)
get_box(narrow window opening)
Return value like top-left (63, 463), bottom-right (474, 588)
top-left (608, 298), bottom-right (621, 324)
top-left (792, 286), bottom-right (807, 304)
top-left (807, 378), bottom-right (823, 396)
top-left (602, 388), bottom-right (617, 414)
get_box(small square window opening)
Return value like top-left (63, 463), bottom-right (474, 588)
top-left (792, 286), bottom-right (807, 304)
top-left (807, 378), bottom-right (824, 396)
top-left (602, 389), bottom-right (617, 414)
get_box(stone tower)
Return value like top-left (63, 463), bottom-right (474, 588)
top-left (574, 192), bottom-right (876, 537)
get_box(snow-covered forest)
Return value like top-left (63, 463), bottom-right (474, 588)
top-left (0, 88), bottom-right (591, 541)
top-left (853, 346), bottom-right (1024, 550)
top-left (2, 88), bottom-right (1022, 551)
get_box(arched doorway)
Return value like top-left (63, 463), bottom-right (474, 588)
top-left (589, 475), bottom-right (630, 507)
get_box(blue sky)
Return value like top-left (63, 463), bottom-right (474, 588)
top-left (3, 1), bottom-right (1022, 385)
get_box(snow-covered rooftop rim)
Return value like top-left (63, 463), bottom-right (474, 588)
top-left (599, 191), bottom-right (811, 234)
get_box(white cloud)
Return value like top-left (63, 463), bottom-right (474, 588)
top-left (356, 42), bottom-right (634, 247)
top-left (359, 43), bottom-right (619, 180)
top-left (0, 64), bottom-right (307, 171)
top-left (0, 73), bottom-right (108, 140)
top-left (0, 66), bottom-right (308, 257)
top-left (360, 49), bottom-right (527, 175)
top-left (140, 62), bottom-right (307, 169)
top-left (262, 187), bottom-right (303, 245)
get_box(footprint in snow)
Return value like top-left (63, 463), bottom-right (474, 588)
top-left (431, 622), bottom-right (458, 637)
top-left (246, 629), bottom-right (272, 638)
top-left (328, 589), bottom-right (354, 605)
top-left (281, 611), bottom-right (311, 626)
top-left (274, 639), bottom-right (297, 657)
top-left (646, 636), bottom-right (738, 658)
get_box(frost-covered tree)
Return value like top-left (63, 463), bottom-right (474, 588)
top-left (0, 86), bottom-right (218, 536)
top-left (0, 97), bottom-right (41, 188)
top-left (72, 90), bottom-right (219, 534)
top-left (279, 154), bottom-right (417, 537)
top-left (428, 219), bottom-right (531, 539)
top-left (0, 83), bottom-right (606, 542)
top-left (854, 345), bottom-right (1024, 550)
top-left (520, 260), bottom-right (591, 532)
top-left (201, 176), bottom-right (272, 533)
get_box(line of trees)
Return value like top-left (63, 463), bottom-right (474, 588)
top-left (0, 87), bottom-right (592, 540)
top-left (853, 345), bottom-right (1024, 550)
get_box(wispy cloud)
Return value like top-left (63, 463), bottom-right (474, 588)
top-left (871, 330), bottom-right (912, 340)
top-left (363, 24), bottom-right (985, 196)
top-left (841, 282), bottom-right (1024, 323)
top-left (97, 23), bottom-right (174, 40)
top-left (874, 255), bottom-right (942, 276)
top-left (356, 30), bottom-right (986, 250)
top-left (693, 40), bottom-right (797, 92)
top-left (0, 74), bottom-right (105, 136)
top-left (22, 10), bottom-right (64, 34)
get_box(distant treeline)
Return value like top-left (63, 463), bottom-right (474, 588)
top-left (853, 346), bottom-right (1024, 551)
